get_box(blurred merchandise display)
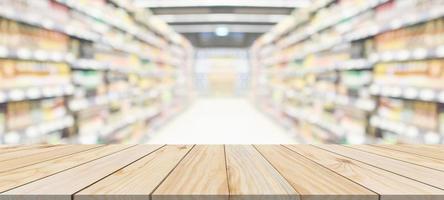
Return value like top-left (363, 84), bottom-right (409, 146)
top-left (251, 0), bottom-right (444, 144)
top-left (0, 0), bottom-right (194, 144)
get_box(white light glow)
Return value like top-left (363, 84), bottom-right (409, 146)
top-left (215, 26), bottom-right (229, 37)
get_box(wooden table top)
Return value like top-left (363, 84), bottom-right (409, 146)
top-left (0, 145), bottom-right (444, 200)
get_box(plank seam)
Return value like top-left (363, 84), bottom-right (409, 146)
top-left (0, 145), bottom-right (136, 194)
top-left (0, 145), bottom-right (68, 162)
top-left (252, 145), bottom-right (302, 199)
top-left (149, 145), bottom-right (196, 199)
top-left (0, 145), bottom-right (103, 174)
top-left (0, 145), bottom-right (58, 155)
top-left (284, 145), bottom-right (380, 199)
top-left (317, 145), bottom-right (444, 191)
top-left (369, 145), bottom-right (444, 161)
top-left (347, 145), bottom-right (444, 173)
top-left (223, 145), bottom-right (231, 199)
top-left (71, 145), bottom-right (166, 199)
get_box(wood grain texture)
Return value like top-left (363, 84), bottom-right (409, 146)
top-left (0, 145), bottom-right (443, 200)
top-left (285, 145), bottom-right (444, 200)
top-left (152, 145), bottom-right (229, 200)
top-left (0, 145), bottom-right (68, 162)
top-left (0, 145), bottom-right (132, 193)
top-left (373, 145), bottom-right (444, 160)
top-left (75, 145), bottom-right (194, 200)
top-left (317, 145), bottom-right (444, 190)
top-left (0, 145), bottom-right (100, 173)
top-left (350, 145), bottom-right (444, 172)
top-left (0, 145), bottom-right (163, 200)
top-left (0, 144), bottom-right (59, 154)
top-left (225, 145), bottom-right (299, 200)
top-left (254, 145), bottom-right (376, 200)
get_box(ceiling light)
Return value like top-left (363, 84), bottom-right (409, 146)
top-left (215, 26), bottom-right (229, 37)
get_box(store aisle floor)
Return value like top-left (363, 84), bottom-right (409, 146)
top-left (145, 98), bottom-right (299, 144)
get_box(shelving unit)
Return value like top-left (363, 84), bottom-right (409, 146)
top-left (251, 0), bottom-right (444, 144)
top-left (0, 0), bottom-right (194, 144)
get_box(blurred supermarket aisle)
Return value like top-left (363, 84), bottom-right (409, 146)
top-left (3, 0), bottom-right (444, 145)
top-left (145, 98), bottom-right (299, 144)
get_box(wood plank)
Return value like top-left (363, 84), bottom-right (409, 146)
top-left (0, 145), bottom-right (68, 162)
top-left (225, 145), bottom-right (299, 200)
top-left (1, 145), bottom-right (163, 200)
top-left (152, 145), bottom-right (229, 200)
top-left (0, 145), bottom-right (133, 193)
top-left (0, 144), bottom-right (59, 154)
top-left (285, 145), bottom-right (444, 200)
top-left (75, 145), bottom-right (194, 200)
top-left (254, 145), bottom-right (376, 200)
top-left (317, 145), bottom-right (444, 190)
top-left (350, 145), bottom-right (444, 172)
top-left (374, 145), bottom-right (444, 160)
top-left (0, 145), bottom-right (101, 173)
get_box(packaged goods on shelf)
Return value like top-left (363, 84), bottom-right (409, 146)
top-left (251, 0), bottom-right (444, 144)
top-left (0, 0), bottom-right (194, 144)
top-left (75, 106), bottom-right (108, 144)
top-left (374, 18), bottom-right (444, 52)
top-left (377, 97), bottom-right (438, 131)
top-left (440, 106), bottom-right (444, 135)
top-left (374, 59), bottom-right (444, 89)
top-left (2, 98), bottom-right (73, 144)
top-left (6, 98), bottom-right (67, 131)
top-left (0, 18), bottom-right (70, 53)
top-left (0, 106), bottom-right (4, 136)
top-left (0, 60), bottom-right (71, 89)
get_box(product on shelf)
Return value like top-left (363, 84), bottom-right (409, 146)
top-left (440, 106), bottom-right (444, 135)
top-left (0, 59), bottom-right (71, 89)
top-left (6, 98), bottom-right (67, 131)
top-left (374, 18), bottom-right (444, 52)
top-left (251, 0), bottom-right (444, 144)
top-left (75, 106), bottom-right (108, 144)
top-left (0, 18), bottom-right (69, 53)
top-left (337, 70), bottom-right (372, 98)
top-left (377, 97), bottom-right (438, 131)
top-left (0, 0), bottom-right (193, 144)
top-left (374, 59), bottom-right (444, 89)
top-left (0, 106), bottom-right (5, 135)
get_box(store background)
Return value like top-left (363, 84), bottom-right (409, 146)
top-left (1, 0), bottom-right (444, 144)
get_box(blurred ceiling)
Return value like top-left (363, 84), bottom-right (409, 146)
top-left (134, 0), bottom-right (308, 48)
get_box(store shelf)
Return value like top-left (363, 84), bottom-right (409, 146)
top-left (3, 145), bottom-right (444, 199)
top-left (0, 0), bottom-right (193, 145)
top-left (316, 93), bottom-right (376, 112)
top-left (370, 46), bottom-right (444, 63)
top-left (281, 0), bottom-right (389, 49)
top-left (0, 1), bottom-right (185, 63)
top-left (308, 0), bottom-right (335, 13)
top-left (55, 0), bottom-right (165, 49)
top-left (69, 59), bottom-right (109, 70)
top-left (286, 89), bottom-right (375, 112)
top-left (285, 58), bottom-right (374, 77)
top-left (370, 84), bottom-right (444, 103)
top-left (0, 46), bottom-right (75, 62)
top-left (346, 6), bottom-right (444, 41)
top-left (252, 0), bottom-right (444, 144)
top-left (284, 106), bottom-right (344, 139)
top-left (0, 85), bottom-right (75, 103)
top-left (69, 91), bottom-right (141, 112)
top-left (99, 107), bottom-right (161, 138)
top-left (370, 115), bottom-right (442, 144)
top-left (2, 115), bottom-right (74, 144)
top-left (0, 7), bottom-right (99, 41)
